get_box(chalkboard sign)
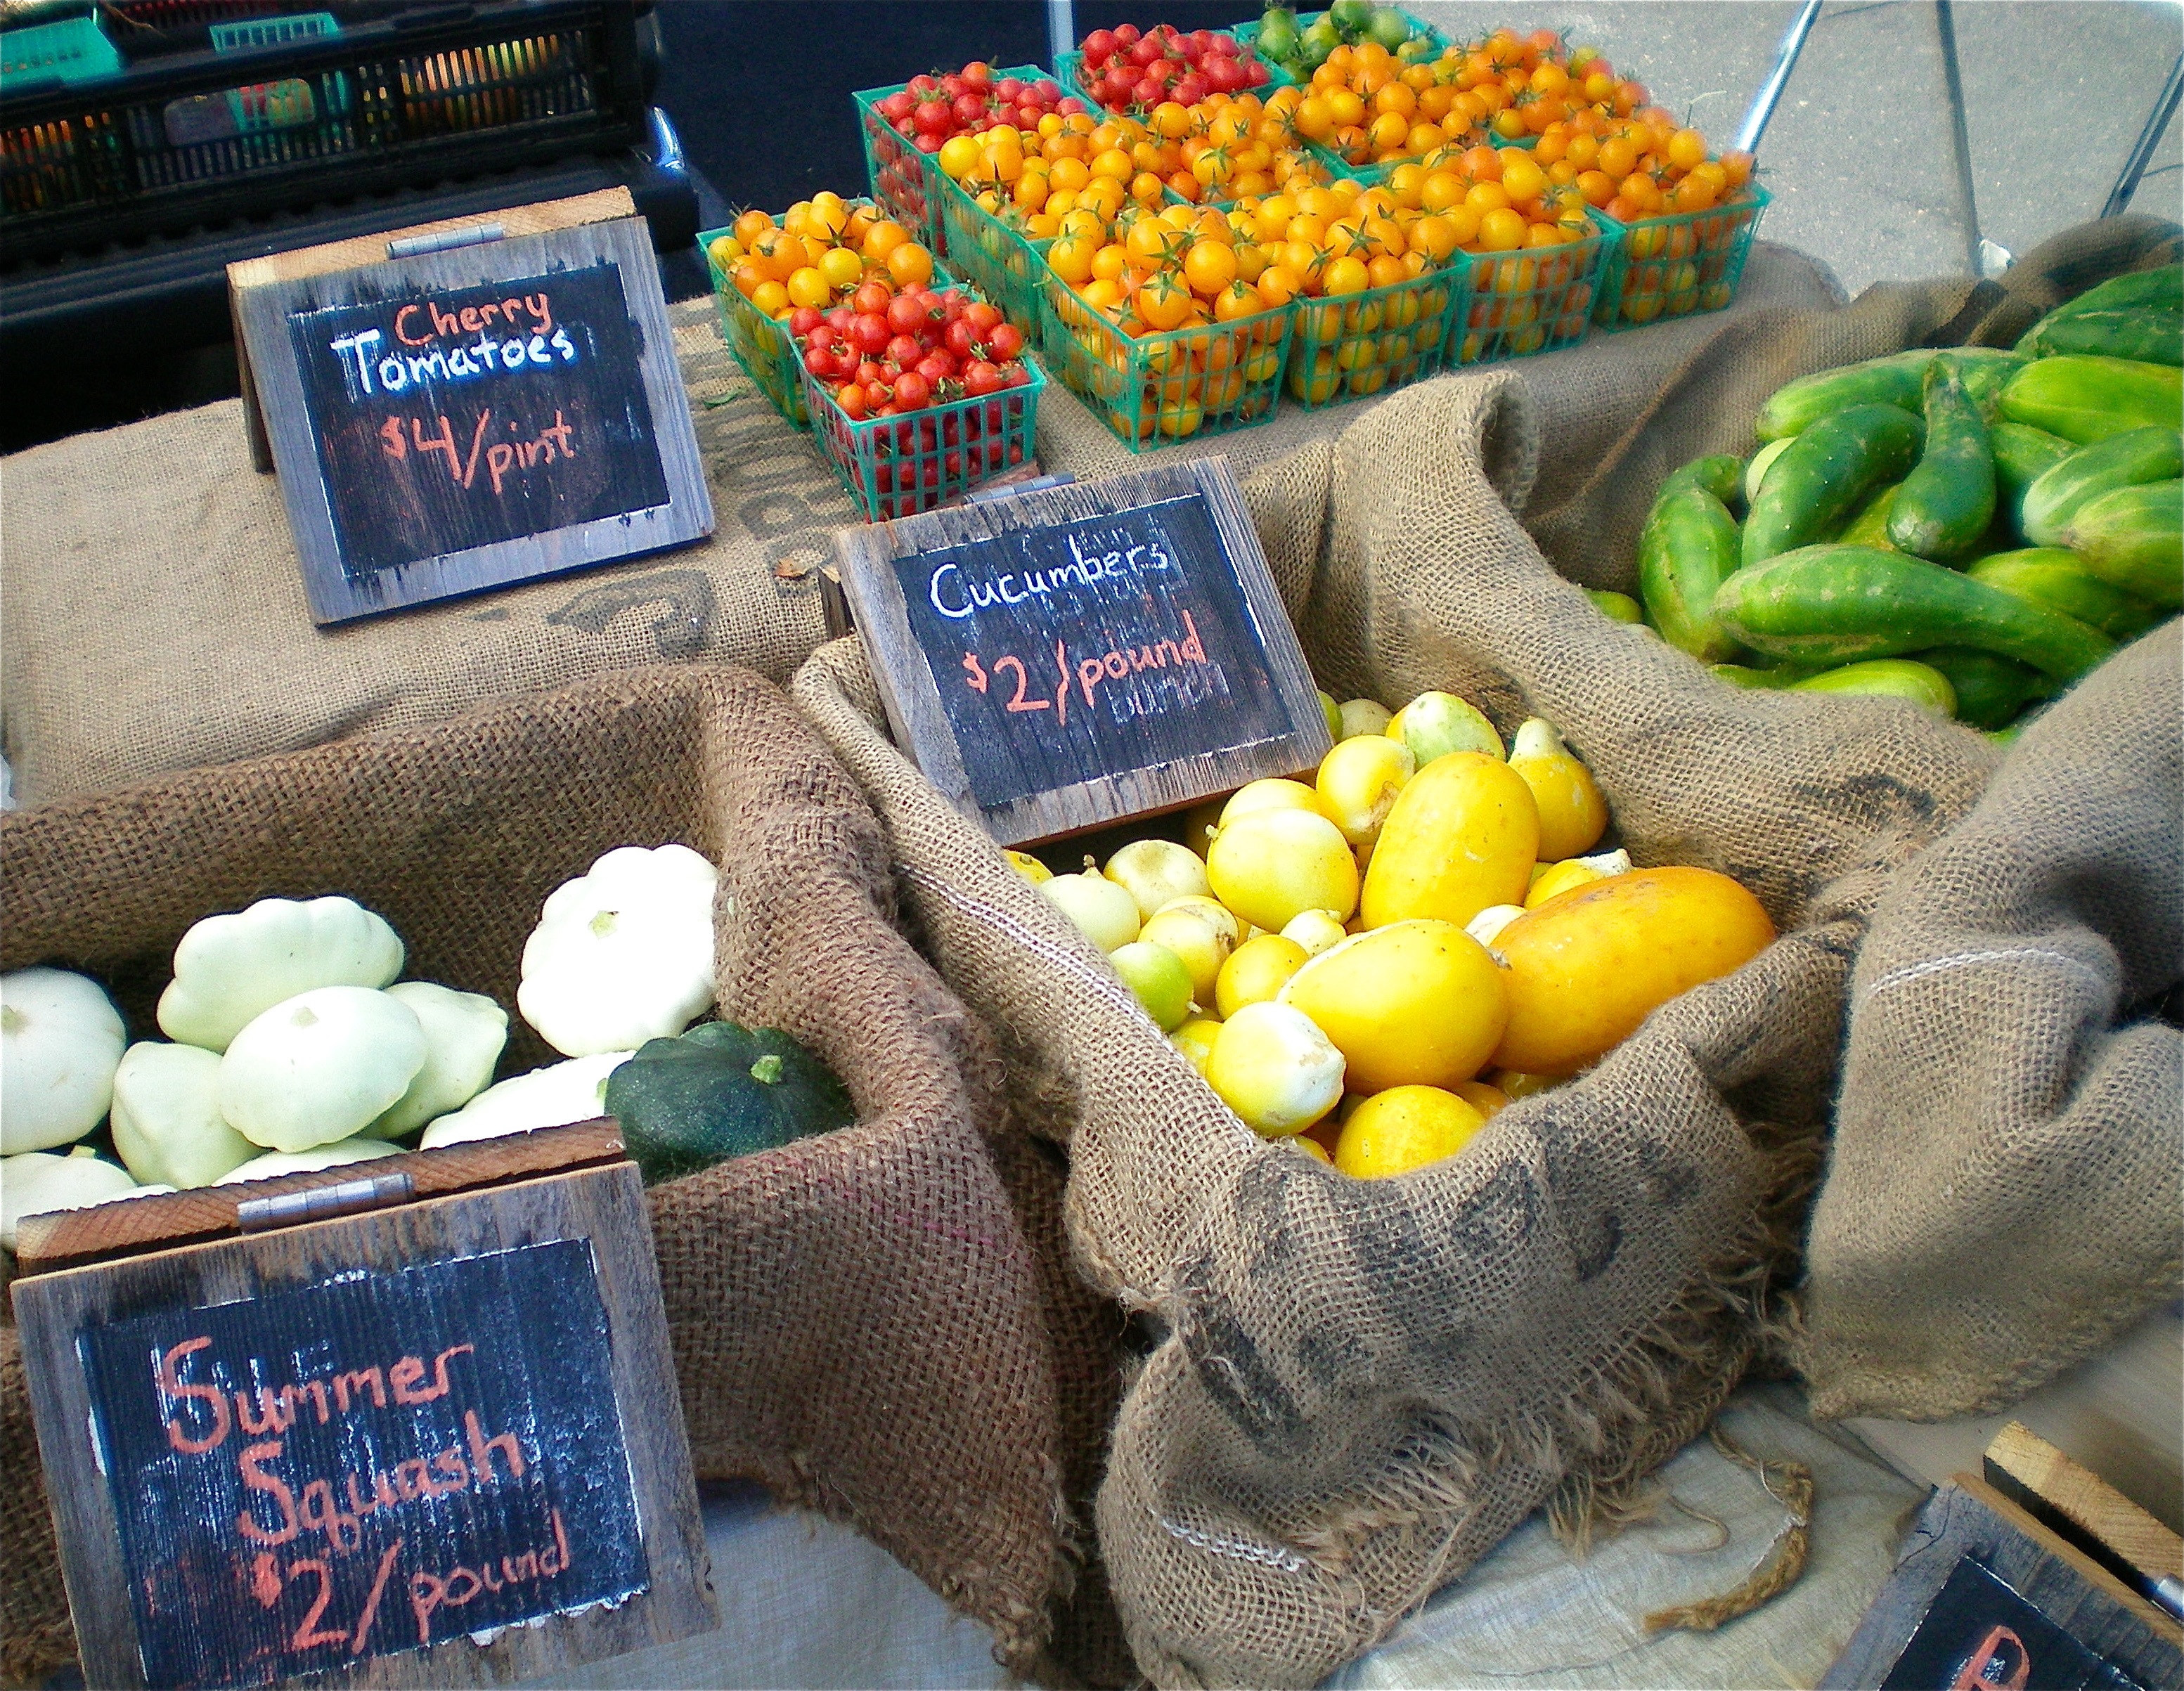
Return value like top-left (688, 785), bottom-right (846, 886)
top-left (835, 458), bottom-right (1331, 845)
top-left (236, 215), bottom-right (712, 624)
top-left (1882, 1557), bottom-right (2140, 1690)
top-left (13, 1150), bottom-right (717, 1691)
top-left (1823, 1475), bottom-right (2180, 1691)
top-left (79, 1240), bottom-right (644, 1690)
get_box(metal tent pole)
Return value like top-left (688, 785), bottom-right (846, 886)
top-left (1048, 0), bottom-right (1075, 74)
top-left (1733, 0), bottom-right (1825, 157)
top-left (2103, 48), bottom-right (2184, 217)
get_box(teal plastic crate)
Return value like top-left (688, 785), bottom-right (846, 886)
top-left (932, 170), bottom-right (1054, 345)
top-left (1284, 256), bottom-right (1464, 409)
top-left (0, 15), bottom-right (121, 88)
top-left (798, 350), bottom-right (1047, 521)
top-left (209, 12), bottom-right (340, 53)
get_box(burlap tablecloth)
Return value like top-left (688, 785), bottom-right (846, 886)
top-left (0, 243), bottom-right (1842, 805)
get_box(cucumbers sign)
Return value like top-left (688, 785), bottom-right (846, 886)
top-left (833, 457), bottom-right (1331, 845)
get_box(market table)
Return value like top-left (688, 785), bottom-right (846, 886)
top-left (0, 242), bottom-right (1841, 808)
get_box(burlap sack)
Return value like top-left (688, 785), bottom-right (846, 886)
top-left (1, 245), bottom-right (1841, 808)
top-left (0, 666), bottom-right (1078, 1684)
top-left (1797, 623), bottom-right (2183, 1420)
top-left (796, 358), bottom-right (2014, 1684)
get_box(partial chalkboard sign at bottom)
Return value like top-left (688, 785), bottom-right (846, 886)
top-left (238, 215), bottom-right (712, 624)
top-left (836, 457), bottom-right (1331, 846)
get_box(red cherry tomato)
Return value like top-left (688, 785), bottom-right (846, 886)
top-left (886, 294), bottom-right (928, 336)
top-left (962, 360), bottom-right (1004, 396)
top-left (984, 322), bottom-right (1024, 362)
top-left (885, 332), bottom-right (923, 366)
top-left (852, 280), bottom-right (892, 317)
top-left (915, 352), bottom-right (954, 386)
top-left (850, 314), bottom-right (890, 355)
top-left (893, 371), bottom-right (931, 410)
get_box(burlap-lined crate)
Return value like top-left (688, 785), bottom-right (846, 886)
top-left (0, 666), bottom-right (1085, 1686)
top-left (1797, 622), bottom-right (2183, 1421)
top-left (792, 219), bottom-right (2176, 1686)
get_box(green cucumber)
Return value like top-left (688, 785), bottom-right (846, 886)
top-left (1661, 453), bottom-right (1746, 506)
top-left (1639, 483), bottom-right (1746, 662)
top-left (2060, 479), bottom-right (2183, 610)
top-left (2020, 427), bottom-right (2183, 545)
top-left (1745, 438), bottom-right (1795, 505)
top-left (2020, 308), bottom-right (2184, 367)
top-left (1888, 357), bottom-right (1996, 560)
top-left (1915, 646), bottom-right (2052, 730)
top-left (1755, 348), bottom-right (2025, 440)
top-left (1990, 420), bottom-right (2077, 537)
top-left (1708, 663), bottom-right (1816, 689)
top-left (1998, 355), bottom-right (2184, 444)
top-left (1711, 545), bottom-right (2117, 680)
top-left (1788, 658), bottom-right (1956, 715)
top-left (1586, 588), bottom-right (1646, 625)
top-left (2016, 266), bottom-right (2183, 341)
top-left (1967, 548), bottom-right (2164, 641)
top-left (1743, 404), bottom-right (1925, 566)
top-left (1837, 482), bottom-right (1901, 550)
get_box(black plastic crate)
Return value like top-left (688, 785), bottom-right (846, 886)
top-left (1, 0), bottom-right (649, 264)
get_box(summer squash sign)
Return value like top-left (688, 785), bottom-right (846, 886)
top-left (80, 1241), bottom-right (647, 1690)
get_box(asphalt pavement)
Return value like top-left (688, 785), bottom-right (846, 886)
top-left (654, 0), bottom-right (2183, 296)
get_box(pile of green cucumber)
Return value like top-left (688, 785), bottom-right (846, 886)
top-left (1620, 264), bottom-right (2181, 737)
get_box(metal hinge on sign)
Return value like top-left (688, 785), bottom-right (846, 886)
top-left (235, 1171), bottom-right (415, 1233)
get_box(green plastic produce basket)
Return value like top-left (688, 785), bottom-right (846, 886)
top-left (1446, 219), bottom-right (1608, 365)
top-left (797, 351), bottom-right (1047, 522)
top-left (699, 210), bottom-right (955, 432)
top-left (933, 169), bottom-right (1055, 341)
top-left (1039, 275), bottom-right (1293, 451)
top-left (1284, 257), bottom-right (1463, 409)
top-left (853, 64), bottom-right (1049, 257)
top-left (1591, 181), bottom-right (1769, 331)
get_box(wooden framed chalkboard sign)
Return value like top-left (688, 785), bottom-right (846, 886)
top-left (833, 456), bottom-right (1332, 845)
top-left (236, 214), bottom-right (713, 624)
top-left (11, 1122), bottom-right (717, 1690)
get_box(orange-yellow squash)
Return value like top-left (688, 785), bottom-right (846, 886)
top-left (1359, 752), bottom-right (1539, 929)
top-left (1490, 866), bottom-right (1776, 1075)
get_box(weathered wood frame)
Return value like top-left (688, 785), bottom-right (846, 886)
top-left (832, 455), bottom-right (1330, 846)
top-left (12, 1147), bottom-right (716, 1690)
top-left (237, 213), bottom-right (712, 625)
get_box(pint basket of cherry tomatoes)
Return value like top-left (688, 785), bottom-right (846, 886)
top-left (1203, 174), bottom-right (1464, 408)
top-left (700, 194), bottom-right (942, 429)
top-left (793, 276), bottom-right (1045, 521)
top-left (1592, 181), bottom-right (1768, 328)
top-left (1040, 197), bottom-right (1296, 450)
top-left (933, 165), bottom-right (1057, 338)
top-left (856, 63), bottom-right (1078, 257)
top-left (1064, 22), bottom-right (1284, 117)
